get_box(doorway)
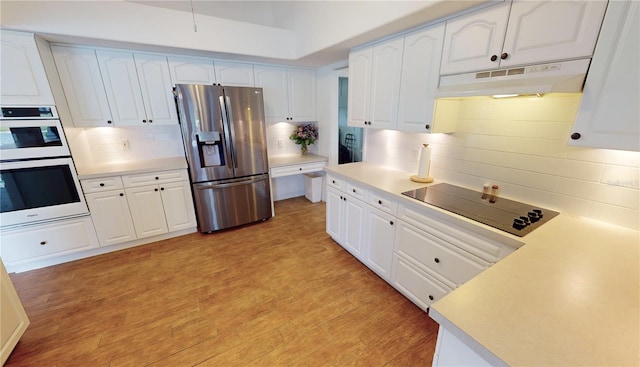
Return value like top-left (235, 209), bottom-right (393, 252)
top-left (338, 76), bottom-right (363, 164)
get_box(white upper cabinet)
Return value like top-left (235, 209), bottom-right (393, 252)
top-left (348, 37), bottom-right (404, 129)
top-left (134, 53), bottom-right (179, 125)
top-left (52, 45), bottom-right (114, 127)
top-left (254, 65), bottom-right (316, 123)
top-left (1, 30), bottom-right (55, 106)
top-left (215, 61), bottom-right (254, 87)
top-left (569, 1), bottom-right (640, 152)
top-left (167, 55), bottom-right (216, 85)
top-left (441, 1), bottom-right (607, 75)
top-left (396, 23), bottom-right (457, 134)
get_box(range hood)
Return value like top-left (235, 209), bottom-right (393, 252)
top-left (436, 59), bottom-right (591, 97)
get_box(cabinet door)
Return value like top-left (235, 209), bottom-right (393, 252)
top-left (125, 186), bottom-right (169, 239)
top-left (0, 30), bottom-right (54, 106)
top-left (160, 181), bottom-right (197, 232)
top-left (364, 208), bottom-right (396, 281)
top-left (347, 47), bottom-right (373, 127)
top-left (96, 50), bottom-right (147, 126)
top-left (570, 1), bottom-right (639, 151)
top-left (343, 196), bottom-right (366, 259)
top-left (501, 1), bottom-right (607, 68)
top-left (369, 37), bottom-right (404, 130)
top-left (391, 254), bottom-right (451, 311)
top-left (287, 68), bottom-right (316, 122)
top-left (397, 24), bottom-right (446, 133)
top-left (0, 260), bottom-right (30, 366)
top-left (440, 2), bottom-right (510, 75)
top-left (134, 53), bottom-right (178, 125)
top-left (167, 56), bottom-right (216, 85)
top-left (85, 191), bottom-right (137, 246)
top-left (215, 61), bottom-right (255, 87)
top-left (52, 46), bottom-right (113, 127)
top-left (254, 65), bottom-right (289, 123)
top-left (326, 187), bottom-right (343, 240)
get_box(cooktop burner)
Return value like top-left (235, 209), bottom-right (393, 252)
top-left (401, 183), bottom-right (559, 237)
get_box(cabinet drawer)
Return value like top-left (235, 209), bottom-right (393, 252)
top-left (0, 216), bottom-right (98, 265)
top-left (395, 221), bottom-right (489, 288)
top-left (326, 174), bottom-right (344, 190)
top-left (270, 162), bottom-right (325, 178)
top-left (345, 181), bottom-right (367, 200)
top-left (369, 190), bottom-right (398, 216)
top-left (81, 176), bottom-right (124, 193)
top-left (391, 254), bottom-right (451, 311)
top-left (122, 169), bottom-right (187, 187)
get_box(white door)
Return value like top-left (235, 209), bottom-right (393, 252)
top-left (570, 1), bottom-right (640, 151)
top-left (364, 208), bottom-right (396, 281)
top-left (96, 50), bottom-right (147, 126)
top-left (134, 53), bottom-right (178, 125)
top-left (52, 46), bottom-right (113, 127)
top-left (343, 197), bottom-right (366, 259)
top-left (369, 37), bottom-right (404, 130)
top-left (160, 181), bottom-right (197, 232)
top-left (253, 65), bottom-right (289, 123)
top-left (0, 260), bottom-right (30, 365)
top-left (0, 30), bottom-right (54, 106)
top-left (326, 187), bottom-right (343, 241)
top-left (287, 68), bottom-right (316, 122)
top-left (501, 1), bottom-right (607, 67)
top-left (167, 55), bottom-right (216, 85)
top-left (85, 191), bottom-right (137, 246)
top-left (347, 47), bottom-right (373, 127)
top-left (440, 2), bottom-right (511, 75)
top-left (125, 186), bottom-right (168, 239)
top-left (397, 24), bottom-right (446, 133)
top-left (215, 61), bottom-right (255, 87)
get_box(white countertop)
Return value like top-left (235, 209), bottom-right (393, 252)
top-left (268, 153), bottom-right (328, 168)
top-left (325, 162), bottom-right (640, 366)
top-left (76, 157), bottom-right (188, 179)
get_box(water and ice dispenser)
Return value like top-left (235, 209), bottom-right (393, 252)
top-left (196, 131), bottom-right (224, 167)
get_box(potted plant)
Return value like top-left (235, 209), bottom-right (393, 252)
top-left (289, 123), bottom-right (318, 155)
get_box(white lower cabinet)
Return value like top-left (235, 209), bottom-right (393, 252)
top-left (391, 254), bottom-right (451, 310)
top-left (326, 184), bottom-right (367, 260)
top-left (363, 206), bottom-right (395, 281)
top-left (81, 169), bottom-right (196, 246)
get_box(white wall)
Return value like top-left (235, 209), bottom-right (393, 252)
top-left (365, 94), bottom-right (640, 230)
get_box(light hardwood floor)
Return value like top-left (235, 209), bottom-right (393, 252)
top-left (6, 197), bottom-right (439, 366)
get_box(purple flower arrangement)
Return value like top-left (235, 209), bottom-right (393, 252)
top-left (289, 123), bottom-right (318, 147)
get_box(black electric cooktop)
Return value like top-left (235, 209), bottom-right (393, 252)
top-left (401, 183), bottom-right (559, 237)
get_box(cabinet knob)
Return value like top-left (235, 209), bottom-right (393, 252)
top-left (154, 188), bottom-right (159, 192)
top-left (40, 241), bottom-right (47, 246)
top-left (352, 189), bottom-right (356, 193)
top-left (142, 119), bottom-right (147, 123)
top-left (299, 168), bottom-right (302, 171)
top-left (149, 119), bottom-right (153, 123)
top-left (343, 197), bottom-right (347, 201)
top-left (490, 54), bottom-right (498, 62)
top-left (332, 180), bottom-right (336, 184)
top-left (428, 295), bottom-right (434, 301)
top-left (425, 124), bottom-right (431, 130)
top-left (378, 200), bottom-right (382, 205)
top-left (389, 221), bottom-right (394, 226)
top-left (119, 193), bottom-right (124, 196)
top-left (99, 183), bottom-right (105, 187)
top-left (160, 187), bottom-right (164, 191)
top-left (570, 132), bottom-right (581, 140)
top-left (434, 257), bottom-right (440, 263)
top-left (501, 52), bottom-right (509, 60)
top-left (107, 120), bottom-right (113, 124)
top-left (155, 177), bottom-right (159, 180)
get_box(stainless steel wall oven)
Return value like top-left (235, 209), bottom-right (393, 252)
top-left (0, 106), bottom-right (88, 228)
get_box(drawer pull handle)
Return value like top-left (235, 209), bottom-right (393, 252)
top-left (99, 183), bottom-right (105, 187)
top-left (155, 177), bottom-right (159, 180)
top-left (299, 168), bottom-right (302, 171)
top-left (434, 258), bottom-right (440, 263)
top-left (119, 193), bottom-right (124, 197)
top-left (40, 241), bottom-right (47, 246)
top-left (160, 187), bottom-right (165, 191)
top-left (428, 295), bottom-right (434, 301)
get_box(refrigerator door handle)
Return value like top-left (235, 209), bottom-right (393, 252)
top-left (224, 95), bottom-right (239, 169)
top-left (218, 95), bottom-right (235, 170)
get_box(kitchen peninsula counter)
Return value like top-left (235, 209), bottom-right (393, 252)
top-left (75, 157), bottom-right (188, 179)
top-left (324, 162), bottom-right (640, 366)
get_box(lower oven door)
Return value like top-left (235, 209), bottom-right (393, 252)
top-left (0, 157), bottom-right (88, 228)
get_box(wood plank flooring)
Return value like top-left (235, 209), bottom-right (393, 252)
top-left (6, 197), bottom-right (439, 366)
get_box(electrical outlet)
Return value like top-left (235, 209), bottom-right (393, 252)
top-left (121, 139), bottom-right (130, 151)
top-left (277, 139), bottom-right (283, 149)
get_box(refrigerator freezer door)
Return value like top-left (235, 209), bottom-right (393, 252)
top-left (192, 174), bottom-right (272, 232)
top-left (175, 84), bottom-right (234, 183)
top-left (223, 86), bottom-right (269, 178)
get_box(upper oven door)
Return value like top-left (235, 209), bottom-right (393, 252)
top-left (0, 119), bottom-right (70, 160)
top-left (0, 157), bottom-right (88, 228)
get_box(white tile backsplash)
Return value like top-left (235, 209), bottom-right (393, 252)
top-left (364, 94), bottom-right (640, 230)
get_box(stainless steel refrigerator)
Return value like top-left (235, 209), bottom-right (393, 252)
top-left (175, 84), bottom-right (272, 233)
